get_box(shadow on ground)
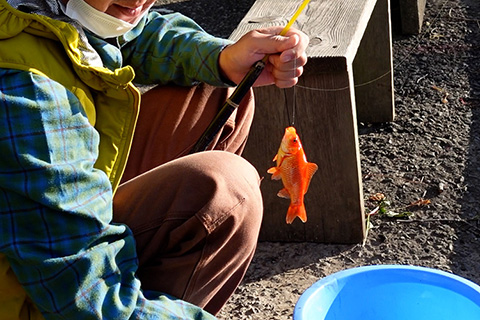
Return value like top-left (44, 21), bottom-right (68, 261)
top-left (454, 0), bottom-right (480, 284)
top-left (154, 0), bottom-right (255, 38)
top-left (242, 242), bottom-right (355, 283)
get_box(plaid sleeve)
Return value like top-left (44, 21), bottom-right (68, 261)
top-left (0, 69), bottom-right (216, 319)
top-left (121, 11), bottom-right (234, 87)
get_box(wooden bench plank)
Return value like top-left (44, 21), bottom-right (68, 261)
top-left (231, 0), bottom-right (376, 60)
top-left (230, 0), bottom-right (394, 243)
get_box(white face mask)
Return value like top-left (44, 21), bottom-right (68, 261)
top-left (64, 0), bottom-right (146, 38)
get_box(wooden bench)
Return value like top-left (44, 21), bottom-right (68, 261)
top-left (230, 0), bottom-right (394, 243)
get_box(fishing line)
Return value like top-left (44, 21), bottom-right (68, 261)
top-left (292, 55), bottom-right (297, 126)
top-left (294, 0), bottom-right (451, 93)
top-left (283, 51), bottom-right (298, 126)
top-left (292, 85), bottom-right (297, 125)
top-left (283, 89), bottom-right (292, 125)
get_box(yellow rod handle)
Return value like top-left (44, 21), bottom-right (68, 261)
top-left (280, 0), bottom-right (312, 36)
top-left (261, 0), bottom-right (311, 63)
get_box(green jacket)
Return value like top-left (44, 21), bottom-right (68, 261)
top-left (0, 0), bottom-right (230, 318)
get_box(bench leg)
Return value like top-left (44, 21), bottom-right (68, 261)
top-left (244, 57), bottom-right (366, 243)
top-left (399, 0), bottom-right (427, 34)
top-left (354, 0), bottom-right (395, 123)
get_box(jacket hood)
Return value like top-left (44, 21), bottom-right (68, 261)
top-left (5, 0), bottom-right (104, 67)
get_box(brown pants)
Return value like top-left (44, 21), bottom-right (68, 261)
top-left (113, 84), bottom-right (263, 315)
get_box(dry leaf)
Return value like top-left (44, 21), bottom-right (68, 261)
top-left (432, 85), bottom-right (449, 104)
top-left (408, 198), bottom-right (431, 207)
top-left (369, 193), bottom-right (386, 202)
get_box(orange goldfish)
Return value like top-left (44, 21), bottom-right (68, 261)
top-left (267, 127), bottom-right (318, 224)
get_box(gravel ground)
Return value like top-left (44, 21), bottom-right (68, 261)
top-left (156, 0), bottom-right (480, 319)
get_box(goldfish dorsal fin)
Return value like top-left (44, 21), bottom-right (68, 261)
top-left (303, 162), bottom-right (319, 193)
top-left (277, 188), bottom-right (290, 199)
top-left (307, 163), bottom-right (318, 177)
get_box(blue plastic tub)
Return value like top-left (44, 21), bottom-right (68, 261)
top-left (293, 265), bottom-right (480, 320)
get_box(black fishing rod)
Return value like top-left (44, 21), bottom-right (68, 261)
top-left (188, 0), bottom-right (311, 154)
top-left (189, 59), bottom-right (266, 154)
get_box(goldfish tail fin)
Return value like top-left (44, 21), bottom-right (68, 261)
top-left (286, 204), bottom-right (307, 224)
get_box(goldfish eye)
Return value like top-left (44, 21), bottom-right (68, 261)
top-left (293, 138), bottom-right (298, 143)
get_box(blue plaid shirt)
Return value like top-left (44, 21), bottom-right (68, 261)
top-left (0, 6), bottom-right (233, 320)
